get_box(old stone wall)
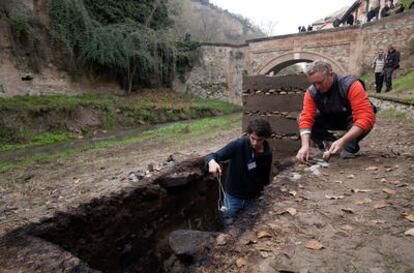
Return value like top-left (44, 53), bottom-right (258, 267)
top-left (360, 11), bottom-right (414, 71)
top-left (174, 44), bottom-right (248, 105)
top-left (242, 75), bottom-right (309, 164)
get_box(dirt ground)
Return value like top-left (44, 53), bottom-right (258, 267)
top-left (0, 116), bottom-right (414, 272)
top-left (196, 118), bottom-right (414, 273)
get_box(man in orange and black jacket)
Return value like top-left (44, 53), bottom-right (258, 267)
top-left (296, 60), bottom-right (376, 163)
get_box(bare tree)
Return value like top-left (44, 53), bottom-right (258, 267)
top-left (258, 20), bottom-right (279, 37)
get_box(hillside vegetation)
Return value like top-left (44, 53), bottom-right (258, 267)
top-left (0, 0), bottom-right (263, 94)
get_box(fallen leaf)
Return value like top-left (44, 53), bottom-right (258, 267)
top-left (236, 257), bottom-right (247, 268)
top-left (382, 188), bottom-right (396, 196)
top-left (286, 207), bottom-right (297, 216)
top-left (305, 240), bottom-right (324, 250)
top-left (354, 198), bottom-right (372, 205)
top-left (257, 231), bottom-right (272, 239)
top-left (402, 213), bottom-right (414, 222)
top-left (404, 228), bottom-right (414, 236)
top-left (341, 208), bottom-right (355, 214)
top-left (351, 189), bottom-right (372, 193)
top-left (374, 203), bottom-right (389, 209)
top-left (325, 195), bottom-right (344, 200)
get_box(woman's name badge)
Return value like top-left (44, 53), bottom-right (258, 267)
top-left (247, 161), bottom-right (257, 170)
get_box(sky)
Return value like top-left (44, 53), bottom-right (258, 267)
top-left (209, 0), bottom-right (356, 35)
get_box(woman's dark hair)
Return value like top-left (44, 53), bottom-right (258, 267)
top-left (247, 119), bottom-right (272, 138)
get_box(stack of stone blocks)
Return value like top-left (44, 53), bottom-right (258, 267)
top-left (242, 74), bottom-right (310, 163)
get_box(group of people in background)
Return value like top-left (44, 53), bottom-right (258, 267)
top-left (298, 25), bottom-right (313, 33)
top-left (365, 0), bottom-right (412, 23)
top-left (372, 45), bottom-right (400, 93)
top-left (337, 0), bottom-right (413, 28)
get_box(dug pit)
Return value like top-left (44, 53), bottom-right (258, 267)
top-left (0, 159), bottom-right (222, 273)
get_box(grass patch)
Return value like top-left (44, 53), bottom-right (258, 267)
top-left (360, 73), bottom-right (373, 86)
top-left (392, 70), bottom-right (414, 93)
top-left (0, 113), bottom-right (241, 172)
top-left (0, 132), bottom-right (75, 152)
top-left (378, 107), bottom-right (411, 122)
top-left (0, 91), bottom-right (240, 151)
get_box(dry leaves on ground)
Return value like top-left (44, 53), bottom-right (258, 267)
top-left (236, 257), bottom-right (248, 268)
top-left (354, 198), bottom-right (372, 205)
top-left (404, 228), bottom-right (414, 236)
top-left (382, 188), bottom-right (396, 196)
top-left (257, 231), bottom-right (272, 239)
top-left (305, 240), bottom-right (324, 250)
top-left (402, 213), bottom-right (414, 222)
top-left (374, 203), bottom-right (389, 209)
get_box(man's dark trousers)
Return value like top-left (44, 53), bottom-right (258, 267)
top-left (384, 67), bottom-right (394, 92)
top-left (310, 113), bottom-right (370, 153)
top-left (375, 72), bottom-right (384, 93)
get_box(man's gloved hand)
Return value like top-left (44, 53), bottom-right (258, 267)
top-left (208, 159), bottom-right (222, 177)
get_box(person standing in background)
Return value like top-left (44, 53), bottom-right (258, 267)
top-left (384, 45), bottom-right (400, 92)
top-left (373, 49), bottom-right (385, 93)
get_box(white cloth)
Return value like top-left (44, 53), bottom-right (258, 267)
top-left (373, 55), bottom-right (385, 73)
top-left (369, 0), bottom-right (380, 10)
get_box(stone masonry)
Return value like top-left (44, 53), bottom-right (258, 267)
top-left (183, 10), bottom-right (414, 105)
top-left (242, 74), bottom-right (309, 164)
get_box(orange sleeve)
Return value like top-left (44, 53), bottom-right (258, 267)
top-left (299, 90), bottom-right (317, 130)
top-left (348, 81), bottom-right (375, 132)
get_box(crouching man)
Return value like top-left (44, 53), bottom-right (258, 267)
top-left (297, 60), bottom-right (376, 162)
top-left (204, 119), bottom-right (272, 228)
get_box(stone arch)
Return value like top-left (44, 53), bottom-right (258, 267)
top-left (257, 51), bottom-right (347, 75)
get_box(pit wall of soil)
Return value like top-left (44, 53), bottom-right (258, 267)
top-left (0, 158), bottom-right (221, 273)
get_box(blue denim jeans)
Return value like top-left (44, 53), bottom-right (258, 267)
top-left (221, 192), bottom-right (255, 228)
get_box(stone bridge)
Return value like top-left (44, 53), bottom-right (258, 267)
top-left (177, 10), bottom-right (414, 104)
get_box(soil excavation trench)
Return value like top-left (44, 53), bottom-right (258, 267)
top-left (2, 160), bottom-right (223, 273)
